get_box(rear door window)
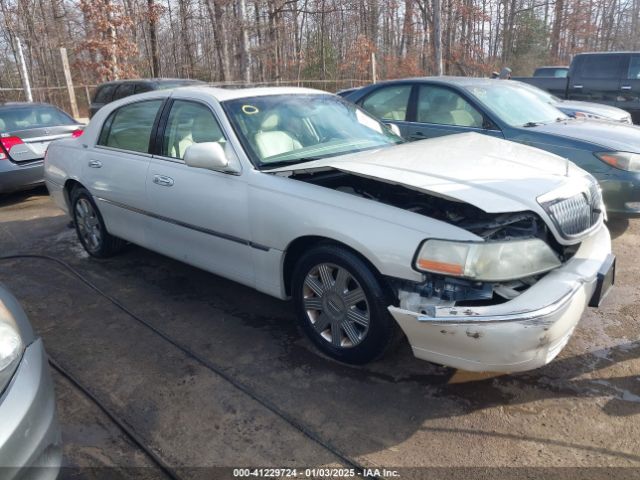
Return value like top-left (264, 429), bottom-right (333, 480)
top-left (98, 100), bottom-right (163, 154)
top-left (360, 85), bottom-right (412, 121)
top-left (94, 85), bottom-right (115, 104)
top-left (578, 55), bottom-right (625, 79)
top-left (113, 83), bottom-right (135, 100)
top-left (416, 85), bottom-right (483, 127)
top-left (534, 68), bottom-right (567, 77)
top-left (134, 83), bottom-right (154, 94)
top-left (628, 56), bottom-right (640, 79)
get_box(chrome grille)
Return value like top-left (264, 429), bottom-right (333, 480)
top-left (544, 183), bottom-right (603, 239)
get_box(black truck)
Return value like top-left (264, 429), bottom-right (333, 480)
top-left (514, 52), bottom-right (640, 123)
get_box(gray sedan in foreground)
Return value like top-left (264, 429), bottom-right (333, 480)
top-left (0, 283), bottom-right (61, 479)
top-left (1, 102), bottom-right (82, 195)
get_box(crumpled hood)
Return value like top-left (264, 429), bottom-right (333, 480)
top-left (272, 132), bottom-right (591, 214)
top-left (556, 100), bottom-right (630, 121)
top-left (532, 118), bottom-right (640, 151)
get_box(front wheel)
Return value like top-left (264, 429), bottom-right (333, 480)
top-left (291, 244), bottom-right (398, 364)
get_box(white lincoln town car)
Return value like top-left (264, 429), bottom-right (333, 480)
top-left (44, 86), bottom-right (615, 372)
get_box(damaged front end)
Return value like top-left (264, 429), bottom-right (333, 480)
top-left (275, 140), bottom-right (613, 371)
top-left (287, 167), bottom-right (613, 372)
top-left (388, 218), bottom-right (613, 373)
top-left (289, 168), bottom-right (580, 310)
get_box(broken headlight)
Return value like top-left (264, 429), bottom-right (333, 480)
top-left (414, 238), bottom-right (561, 282)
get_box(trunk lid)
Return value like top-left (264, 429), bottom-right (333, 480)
top-left (2, 125), bottom-right (78, 163)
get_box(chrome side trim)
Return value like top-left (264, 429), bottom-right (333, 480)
top-left (94, 145), bottom-right (154, 158)
top-left (95, 196), bottom-right (270, 251)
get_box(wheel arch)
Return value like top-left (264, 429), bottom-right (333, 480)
top-left (63, 178), bottom-right (85, 211)
top-left (281, 235), bottom-right (394, 301)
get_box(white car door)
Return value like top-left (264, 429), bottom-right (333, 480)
top-left (145, 99), bottom-right (254, 286)
top-left (84, 99), bottom-right (164, 246)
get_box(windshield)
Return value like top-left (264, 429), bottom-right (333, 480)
top-left (222, 94), bottom-right (402, 168)
top-left (465, 83), bottom-right (567, 127)
top-left (517, 82), bottom-right (563, 104)
top-left (0, 106), bottom-right (75, 133)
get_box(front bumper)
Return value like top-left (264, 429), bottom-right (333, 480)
top-left (390, 224), bottom-right (612, 372)
top-left (0, 338), bottom-right (62, 480)
top-left (0, 160), bottom-right (44, 194)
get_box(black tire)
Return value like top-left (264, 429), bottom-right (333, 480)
top-left (70, 186), bottom-right (124, 258)
top-left (292, 243), bottom-right (398, 364)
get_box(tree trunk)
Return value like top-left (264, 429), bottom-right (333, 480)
top-left (239, 0), bottom-right (251, 83)
top-left (177, 0), bottom-right (194, 77)
top-left (550, 0), bottom-right (564, 61)
top-left (148, 0), bottom-right (160, 76)
top-left (433, 0), bottom-right (443, 75)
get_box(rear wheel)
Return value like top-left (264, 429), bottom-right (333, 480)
top-left (292, 244), bottom-right (398, 364)
top-left (71, 186), bottom-right (124, 258)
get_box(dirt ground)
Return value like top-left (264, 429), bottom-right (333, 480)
top-left (0, 187), bottom-right (638, 479)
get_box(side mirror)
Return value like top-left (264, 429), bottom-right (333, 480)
top-left (387, 123), bottom-right (402, 137)
top-left (184, 142), bottom-right (229, 172)
top-left (482, 117), bottom-right (499, 131)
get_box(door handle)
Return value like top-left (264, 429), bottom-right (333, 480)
top-left (153, 174), bottom-right (174, 187)
top-left (621, 85), bottom-right (632, 90)
top-left (88, 160), bottom-right (102, 168)
top-left (410, 131), bottom-right (426, 140)
top-left (573, 85), bottom-right (583, 89)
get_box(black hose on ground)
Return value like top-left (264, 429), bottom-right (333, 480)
top-left (48, 357), bottom-right (181, 480)
top-left (0, 254), bottom-right (377, 480)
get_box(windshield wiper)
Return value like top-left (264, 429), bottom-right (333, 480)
top-left (260, 157), bottom-right (323, 170)
top-left (522, 121), bottom-right (542, 127)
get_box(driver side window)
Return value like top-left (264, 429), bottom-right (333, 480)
top-left (162, 101), bottom-right (226, 160)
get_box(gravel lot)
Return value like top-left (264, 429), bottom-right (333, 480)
top-left (0, 187), bottom-right (639, 479)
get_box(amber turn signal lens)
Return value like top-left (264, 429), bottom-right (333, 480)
top-left (416, 259), bottom-right (464, 275)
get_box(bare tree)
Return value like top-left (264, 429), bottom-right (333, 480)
top-left (433, 0), bottom-right (443, 75)
top-left (2, 0), bottom-right (640, 110)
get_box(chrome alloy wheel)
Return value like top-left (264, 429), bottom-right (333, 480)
top-left (303, 263), bottom-right (370, 348)
top-left (75, 198), bottom-right (102, 252)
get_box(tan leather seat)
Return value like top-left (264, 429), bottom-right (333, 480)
top-left (419, 94), bottom-right (455, 125)
top-left (450, 109), bottom-right (476, 127)
top-left (254, 113), bottom-right (302, 159)
top-left (170, 109), bottom-right (224, 158)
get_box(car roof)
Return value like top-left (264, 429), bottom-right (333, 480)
top-left (574, 51), bottom-right (639, 56)
top-left (535, 65), bottom-right (569, 69)
top-left (172, 85), bottom-right (329, 102)
top-left (367, 76), bottom-right (509, 88)
top-left (0, 101), bottom-right (58, 108)
top-left (97, 78), bottom-right (205, 87)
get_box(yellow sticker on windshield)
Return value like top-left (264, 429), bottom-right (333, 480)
top-left (242, 104), bottom-right (259, 115)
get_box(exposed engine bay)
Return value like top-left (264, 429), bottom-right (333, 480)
top-left (290, 169), bottom-right (578, 309)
